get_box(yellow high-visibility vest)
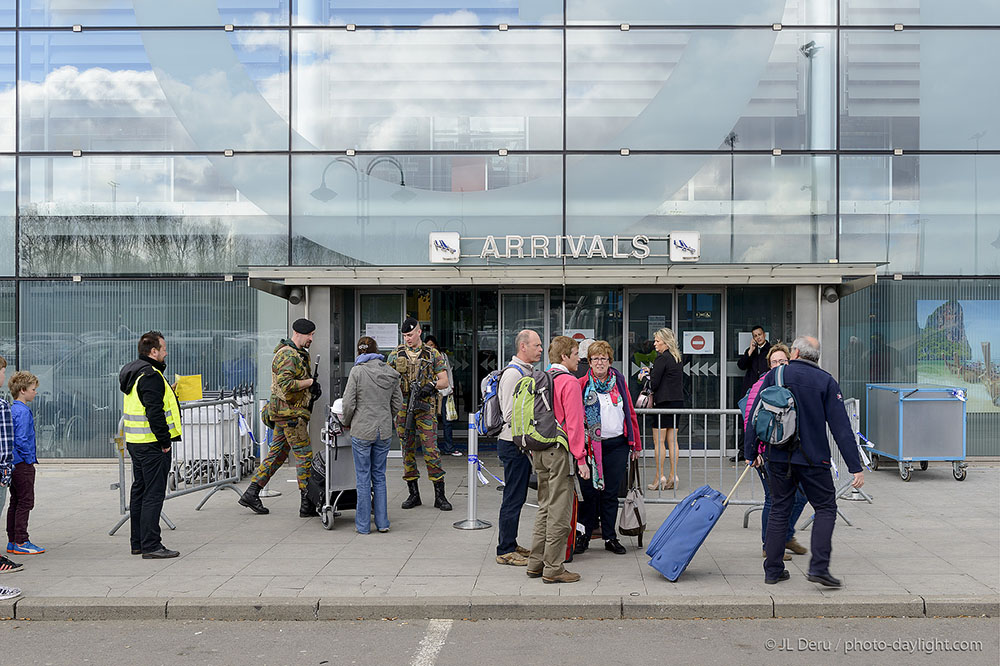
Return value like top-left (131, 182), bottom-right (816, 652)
top-left (123, 367), bottom-right (182, 444)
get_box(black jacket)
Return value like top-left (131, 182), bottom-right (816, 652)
top-left (737, 339), bottom-right (771, 393)
top-left (743, 359), bottom-right (862, 473)
top-left (650, 351), bottom-right (683, 404)
top-left (119, 355), bottom-right (181, 445)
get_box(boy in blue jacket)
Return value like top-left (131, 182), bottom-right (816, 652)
top-left (0, 356), bottom-right (24, 592)
top-left (7, 371), bottom-right (44, 556)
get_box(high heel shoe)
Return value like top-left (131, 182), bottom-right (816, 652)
top-left (658, 476), bottom-right (668, 490)
top-left (647, 478), bottom-right (660, 491)
top-left (663, 476), bottom-right (676, 490)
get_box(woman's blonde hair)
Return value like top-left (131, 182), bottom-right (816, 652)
top-left (586, 340), bottom-right (614, 363)
top-left (654, 328), bottom-right (682, 363)
top-left (767, 342), bottom-right (790, 364)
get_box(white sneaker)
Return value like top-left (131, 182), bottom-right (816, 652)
top-left (0, 585), bottom-right (22, 601)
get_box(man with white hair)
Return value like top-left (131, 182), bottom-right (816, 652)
top-left (744, 335), bottom-right (864, 589)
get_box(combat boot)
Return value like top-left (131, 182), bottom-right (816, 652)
top-left (238, 482), bottom-right (269, 515)
top-left (433, 480), bottom-right (453, 511)
top-left (299, 489), bottom-right (317, 517)
top-left (401, 480), bottom-right (421, 509)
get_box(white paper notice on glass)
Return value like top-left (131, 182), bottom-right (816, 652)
top-left (683, 331), bottom-right (714, 355)
top-left (737, 331), bottom-right (769, 354)
top-left (365, 323), bottom-right (399, 351)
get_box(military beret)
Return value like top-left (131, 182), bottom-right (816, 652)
top-left (292, 318), bottom-right (316, 334)
top-left (401, 317), bottom-right (419, 334)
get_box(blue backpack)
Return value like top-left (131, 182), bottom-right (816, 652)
top-left (475, 364), bottom-right (526, 437)
top-left (751, 365), bottom-right (798, 449)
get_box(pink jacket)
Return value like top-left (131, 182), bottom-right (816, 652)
top-left (743, 373), bottom-right (768, 456)
top-left (552, 369), bottom-right (586, 465)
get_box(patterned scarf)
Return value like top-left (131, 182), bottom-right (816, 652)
top-left (583, 370), bottom-right (621, 491)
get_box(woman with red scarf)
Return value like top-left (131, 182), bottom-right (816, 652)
top-left (573, 340), bottom-right (642, 556)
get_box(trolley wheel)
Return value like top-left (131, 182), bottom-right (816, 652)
top-left (953, 462), bottom-right (967, 482)
top-left (321, 506), bottom-right (336, 530)
top-left (898, 462), bottom-right (911, 482)
top-left (919, 461), bottom-right (929, 471)
top-left (870, 454), bottom-right (879, 471)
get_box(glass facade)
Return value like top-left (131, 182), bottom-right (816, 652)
top-left (0, 2), bottom-right (995, 456)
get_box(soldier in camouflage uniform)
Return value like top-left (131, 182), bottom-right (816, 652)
top-left (385, 317), bottom-right (452, 511)
top-left (238, 318), bottom-right (321, 517)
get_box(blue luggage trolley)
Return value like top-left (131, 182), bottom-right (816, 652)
top-left (865, 384), bottom-right (968, 482)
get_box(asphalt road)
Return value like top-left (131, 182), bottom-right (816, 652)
top-left (1, 617), bottom-right (997, 666)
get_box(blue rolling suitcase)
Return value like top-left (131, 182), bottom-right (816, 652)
top-left (646, 465), bottom-right (753, 581)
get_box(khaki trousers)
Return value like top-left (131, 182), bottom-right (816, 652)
top-left (528, 446), bottom-right (574, 578)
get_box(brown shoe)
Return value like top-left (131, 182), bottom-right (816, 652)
top-left (496, 552), bottom-right (528, 566)
top-left (526, 569), bottom-right (542, 579)
top-left (785, 538), bottom-right (808, 555)
top-left (514, 545), bottom-right (530, 557)
top-left (762, 548), bottom-right (792, 561)
top-left (542, 570), bottom-right (581, 584)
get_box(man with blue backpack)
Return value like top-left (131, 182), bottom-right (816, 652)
top-left (491, 329), bottom-right (542, 566)
top-left (744, 336), bottom-right (864, 589)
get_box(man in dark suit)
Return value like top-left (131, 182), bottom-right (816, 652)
top-left (744, 336), bottom-right (864, 588)
top-left (737, 326), bottom-right (771, 394)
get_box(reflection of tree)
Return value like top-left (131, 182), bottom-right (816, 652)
top-left (19, 212), bottom-right (286, 274)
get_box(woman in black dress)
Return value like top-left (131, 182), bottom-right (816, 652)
top-left (639, 328), bottom-right (683, 490)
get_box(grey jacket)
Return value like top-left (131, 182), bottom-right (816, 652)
top-left (341, 358), bottom-right (404, 442)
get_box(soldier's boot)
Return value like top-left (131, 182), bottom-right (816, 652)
top-left (433, 480), bottom-right (453, 511)
top-left (238, 482), bottom-right (269, 515)
top-left (299, 489), bottom-right (317, 518)
top-left (401, 480), bottom-right (421, 509)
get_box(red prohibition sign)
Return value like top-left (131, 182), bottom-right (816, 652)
top-left (690, 335), bottom-right (706, 350)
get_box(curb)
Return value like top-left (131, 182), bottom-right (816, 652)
top-left (1, 594), bottom-right (997, 621)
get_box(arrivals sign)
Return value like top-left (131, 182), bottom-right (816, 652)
top-left (428, 232), bottom-right (700, 263)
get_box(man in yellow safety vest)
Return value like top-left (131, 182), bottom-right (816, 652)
top-left (119, 331), bottom-right (182, 559)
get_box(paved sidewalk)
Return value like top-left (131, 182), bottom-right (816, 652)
top-left (0, 457), bottom-right (997, 620)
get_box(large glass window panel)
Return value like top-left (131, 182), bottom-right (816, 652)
top-left (567, 0), bottom-right (835, 26)
top-left (0, 157), bottom-right (13, 275)
top-left (19, 30), bottom-right (289, 151)
top-left (292, 153), bottom-right (562, 265)
top-left (19, 280), bottom-right (262, 458)
top-left (840, 154), bottom-right (1000, 276)
top-left (0, 0), bottom-right (12, 26)
top-left (549, 287), bottom-right (625, 374)
top-left (19, 1), bottom-right (290, 27)
top-left (293, 0), bottom-right (561, 25)
top-left (566, 154), bottom-right (836, 264)
top-left (292, 29), bottom-right (562, 151)
top-left (567, 28), bottom-right (836, 151)
top-left (839, 278), bottom-right (1000, 456)
top-left (0, 32), bottom-right (14, 151)
top-left (0, 280), bottom-right (12, 369)
top-left (841, 0), bottom-right (1000, 26)
top-left (841, 30), bottom-right (1000, 151)
top-left (19, 154), bottom-right (289, 276)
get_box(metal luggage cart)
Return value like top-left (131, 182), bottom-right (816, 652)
top-left (865, 383), bottom-right (968, 482)
top-left (316, 399), bottom-right (358, 529)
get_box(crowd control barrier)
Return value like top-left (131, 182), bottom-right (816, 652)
top-left (109, 390), bottom-right (258, 536)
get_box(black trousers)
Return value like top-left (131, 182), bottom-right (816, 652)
top-left (127, 442), bottom-right (172, 553)
top-left (764, 461), bottom-right (838, 579)
top-left (579, 435), bottom-right (630, 540)
top-left (497, 439), bottom-right (532, 556)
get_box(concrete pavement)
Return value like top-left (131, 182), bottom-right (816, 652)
top-left (0, 456), bottom-right (996, 620)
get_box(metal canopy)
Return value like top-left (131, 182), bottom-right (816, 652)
top-left (248, 263), bottom-right (880, 288)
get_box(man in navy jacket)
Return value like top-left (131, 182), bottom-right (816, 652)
top-left (744, 336), bottom-right (864, 588)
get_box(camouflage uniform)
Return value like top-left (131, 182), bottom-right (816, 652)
top-left (251, 339), bottom-right (313, 490)
top-left (386, 342), bottom-right (447, 482)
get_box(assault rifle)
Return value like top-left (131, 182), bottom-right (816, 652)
top-left (404, 380), bottom-right (435, 439)
top-left (307, 354), bottom-right (322, 413)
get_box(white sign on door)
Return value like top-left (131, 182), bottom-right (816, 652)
top-left (365, 323), bottom-right (399, 351)
top-left (683, 331), bottom-right (714, 355)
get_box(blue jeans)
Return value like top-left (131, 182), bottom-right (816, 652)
top-left (756, 466), bottom-right (807, 544)
top-left (496, 439), bottom-right (532, 556)
top-left (438, 405), bottom-right (456, 453)
top-left (352, 435), bottom-right (390, 534)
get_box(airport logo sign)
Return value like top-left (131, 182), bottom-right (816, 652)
top-left (669, 232), bottom-right (701, 262)
top-left (429, 232), bottom-right (461, 263)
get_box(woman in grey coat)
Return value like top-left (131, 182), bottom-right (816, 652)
top-left (341, 336), bottom-right (403, 534)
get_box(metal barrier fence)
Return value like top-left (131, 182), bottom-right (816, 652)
top-left (109, 391), bottom-right (258, 536)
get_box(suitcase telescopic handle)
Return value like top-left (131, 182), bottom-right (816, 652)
top-left (723, 464), bottom-right (755, 507)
